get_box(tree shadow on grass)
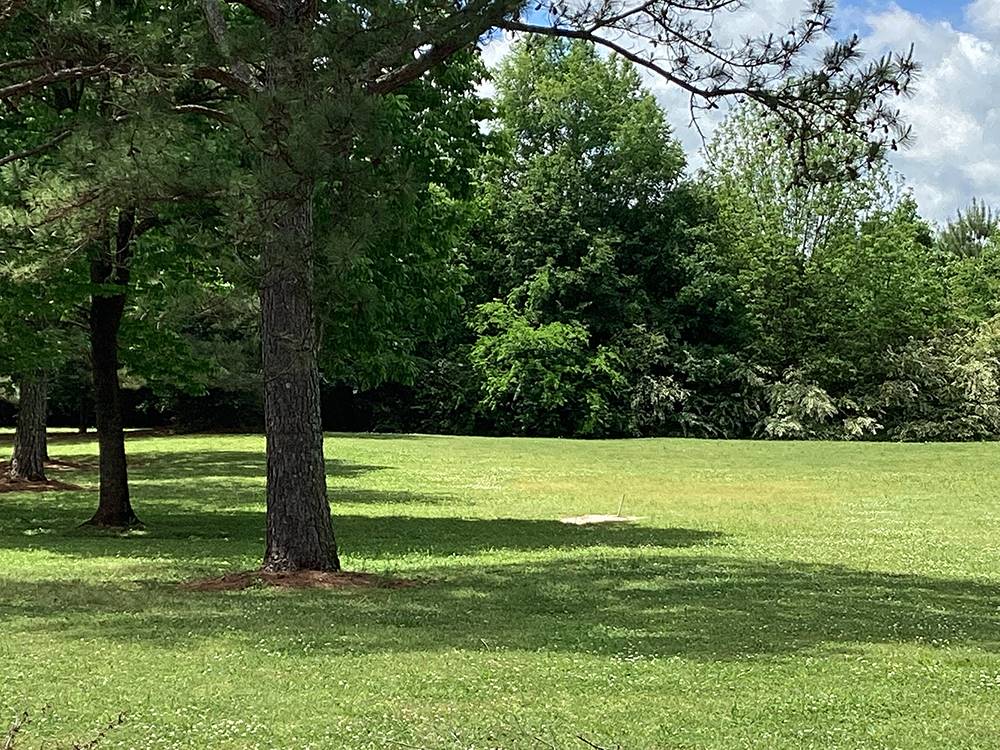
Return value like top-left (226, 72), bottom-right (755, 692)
top-left (2, 552), bottom-right (1000, 662)
top-left (125, 480), bottom-right (452, 507)
top-left (0, 429), bottom-right (170, 449)
top-left (0, 449), bottom-right (393, 505)
top-left (0, 444), bottom-right (389, 483)
top-left (4, 444), bottom-right (998, 662)
top-left (0, 491), bottom-right (720, 559)
top-left (126, 450), bottom-right (387, 482)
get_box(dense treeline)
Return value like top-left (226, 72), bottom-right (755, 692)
top-left (5, 38), bottom-right (995, 443)
top-left (366, 40), bottom-right (1000, 442)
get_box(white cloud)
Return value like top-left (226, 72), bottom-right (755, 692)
top-left (967, 0), bottom-right (1000, 38)
top-left (479, 2), bottom-right (999, 223)
top-left (477, 30), bottom-right (519, 99)
top-left (862, 4), bottom-right (1000, 223)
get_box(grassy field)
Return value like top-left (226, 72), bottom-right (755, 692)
top-left (2, 433), bottom-right (1000, 749)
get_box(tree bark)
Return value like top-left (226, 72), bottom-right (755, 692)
top-left (258, 6), bottom-right (339, 572)
top-left (9, 372), bottom-right (48, 482)
top-left (85, 210), bottom-right (140, 528)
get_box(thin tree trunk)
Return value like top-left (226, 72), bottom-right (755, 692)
top-left (9, 372), bottom-right (48, 482)
top-left (259, 8), bottom-right (339, 572)
top-left (78, 384), bottom-right (91, 434)
top-left (85, 210), bottom-right (140, 528)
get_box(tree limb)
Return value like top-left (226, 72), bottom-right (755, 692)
top-left (0, 62), bottom-right (109, 100)
top-left (200, 0), bottom-right (257, 88)
top-left (172, 103), bottom-right (233, 123)
top-left (498, 19), bottom-right (731, 100)
top-left (224, 0), bottom-right (281, 24)
top-left (194, 65), bottom-right (254, 95)
top-left (0, 129), bottom-right (72, 167)
top-left (367, 40), bottom-right (466, 95)
top-left (364, 0), bottom-right (518, 95)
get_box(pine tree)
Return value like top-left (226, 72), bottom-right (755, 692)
top-left (2, 0), bottom-right (917, 569)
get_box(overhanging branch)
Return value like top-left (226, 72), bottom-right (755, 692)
top-left (172, 104), bottom-right (233, 123)
top-left (224, 0), bottom-right (281, 25)
top-left (0, 62), bottom-right (109, 100)
top-left (362, 0), bottom-right (518, 96)
top-left (498, 19), bottom-right (735, 100)
top-left (0, 129), bottom-right (72, 167)
top-left (367, 41), bottom-right (465, 95)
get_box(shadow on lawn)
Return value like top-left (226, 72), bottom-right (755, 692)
top-left (4, 444), bottom-right (998, 661)
top-left (2, 551), bottom-right (999, 662)
top-left (126, 450), bottom-right (387, 482)
top-left (0, 429), bottom-right (173, 449)
top-left (0, 448), bottom-right (393, 500)
top-left (0, 490), bottom-right (717, 559)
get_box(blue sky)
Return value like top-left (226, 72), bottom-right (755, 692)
top-left (833, 0), bottom-right (999, 220)
top-left (825, 1), bottom-right (967, 36)
top-left (667, 0), bottom-right (1000, 221)
top-left (885, 0), bottom-right (963, 23)
top-left (485, 0), bottom-right (999, 221)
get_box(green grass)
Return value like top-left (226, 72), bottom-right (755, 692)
top-left (2, 433), bottom-right (1000, 749)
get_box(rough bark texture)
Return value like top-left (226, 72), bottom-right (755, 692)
top-left (85, 210), bottom-right (140, 528)
top-left (259, 6), bottom-right (339, 572)
top-left (9, 372), bottom-right (48, 482)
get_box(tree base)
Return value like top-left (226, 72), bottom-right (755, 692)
top-left (6, 470), bottom-right (46, 483)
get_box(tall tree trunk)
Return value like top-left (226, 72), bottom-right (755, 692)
top-left (85, 210), bottom-right (140, 528)
top-left (9, 372), bottom-right (48, 482)
top-left (259, 7), bottom-right (339, 572)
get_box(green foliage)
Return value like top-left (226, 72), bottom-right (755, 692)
top-left (470, 301), bottom-right (624, 436)
top-left (757, 369), bottom-right (881, 440)
top-left (806, 199), bottom-right (948, 390)
top-left (315, 52), bottom-right (491, 389)
top-left (704, 105), bottom-right (915, 370)
top-left (938, 198), bottom-right (999, 259)
top-left (875, 318), bottom-right (1000, 441)
top-left (454, 39), bottom-right (741, 437)
top-left (369, 43), bottom-right (1000, 444)
top-left (696, 106), bottom-right (960, 440)
top-left (946, 232), bottom-right (1000, 323)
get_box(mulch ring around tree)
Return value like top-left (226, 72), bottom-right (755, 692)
top-left (0, 461), bottom-right (86, 493)
top-left (180, 570), bottom-right (421, 592)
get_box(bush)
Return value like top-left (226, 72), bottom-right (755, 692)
top-left (875, 319), bottom-right (1000, 441)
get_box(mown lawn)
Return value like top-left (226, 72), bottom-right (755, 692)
top-left (2, 432), bottom-right (1000, 749)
